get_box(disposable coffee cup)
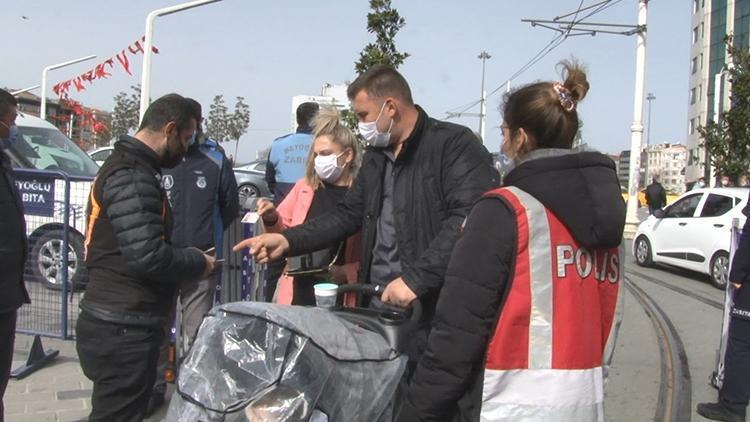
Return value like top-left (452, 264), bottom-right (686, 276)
top-left (314, 283), bottom-right (338, 308)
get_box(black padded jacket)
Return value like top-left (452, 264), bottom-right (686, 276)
top-left (282, 106), bottom-right (499, 319)
top-left (81, 136), bottom-right (206, 326)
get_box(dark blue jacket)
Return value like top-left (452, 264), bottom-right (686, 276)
top-left (162, 139), bottom-right (239, 257)
top-left (0, 150), bottom-right (30, 313)
top-left (731, 195), bottom-right (750, 287)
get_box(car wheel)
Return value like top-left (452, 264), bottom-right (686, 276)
top-left (30, 230), bottom-right (87, 291)
top-left (634, 236), bottom-right (653, 267)
top-left (238, 184), bottom-right (261, 207)
top-left (709, 251), bottom-right (730, 290)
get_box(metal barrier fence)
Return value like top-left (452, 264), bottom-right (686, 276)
top-left (12, 168), bottom-right (92, 378)
top-left (15, 168), bottom-right (92, 341)
top-left (219, 216), bottom-right (266, 304)
top-left (12, 166), bottom-right (267, 376)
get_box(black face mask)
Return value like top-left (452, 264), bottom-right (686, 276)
top-left (161, 134), bottom-right (186, 169)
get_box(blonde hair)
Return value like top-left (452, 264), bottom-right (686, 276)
top-left (304, 106), bottom-right (362, 189)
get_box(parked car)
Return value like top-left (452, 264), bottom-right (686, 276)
top-left (233, 160), bottom-right (273, 207)
top-left (633, 187), bottom-right (748, 289)
top-left (88, 146), bottom-right (114, 166)
top-left (7, 112), bottom-right (98, 290)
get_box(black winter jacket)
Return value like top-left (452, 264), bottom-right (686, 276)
top-left (81, 136), bottom-right (206, 326)
top-left (161, 139), bottom-right (238, 252)
top-left (645, 182), bottom-right (667, 209)
top-left (398, 149), bottom-right (626, 422)
top-left (0, 150), bottom-right (30, 314)
top-left (283, 106), bottom-right (498, 317)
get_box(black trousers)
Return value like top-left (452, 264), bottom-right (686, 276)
top-left (76, 312), bottom-right (163, 422)
top-left (721, 286), bottom-right (750, 412)
top-left (0, 310), bottom-right (16, 422)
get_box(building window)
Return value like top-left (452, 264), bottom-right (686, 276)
top-left (692, 57), bottom-right (698, 74)
top-left (699, 84), bottom-right (703, 102)
top-left (689, 118), bottom-right (696, 134)
top-left (690, 88), bottom-right (697, 104)
top-left (694, 0), bottom-right (698, 13)
top-left (701, 22), bottom-right (705, 39)
top-left (693, 26), bottom-right (699, 43)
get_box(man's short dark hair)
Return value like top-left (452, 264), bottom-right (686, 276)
top-left (347, 64), bottom-right (414, 105)
top-left (138, 93), bottom-right (194, 134)
top-left (185, 98), bottom-right (202, 123)
top-left (0, 89), bottom-right (18, 119)
top-left (296, 102), bottom-right (319, 127)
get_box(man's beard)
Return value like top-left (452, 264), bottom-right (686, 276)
top-left (161, 136), bottom-right (186, 168)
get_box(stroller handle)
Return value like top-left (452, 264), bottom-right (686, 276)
top-left (335, 283), bottom-right (423, 325)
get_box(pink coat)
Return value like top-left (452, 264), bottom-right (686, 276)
top-left (265, 180), bottom-right (361, 306)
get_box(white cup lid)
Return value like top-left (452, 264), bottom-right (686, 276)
top-left (314, 283), bottom-right (338, 296)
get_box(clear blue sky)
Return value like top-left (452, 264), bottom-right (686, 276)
top-left (3, 0), bottom-right (689, 162)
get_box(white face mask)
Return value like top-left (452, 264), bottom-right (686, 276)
top-left (358, 102), bottom-right (393, 148)
top-left (314, 152), bottom-right (346, 183)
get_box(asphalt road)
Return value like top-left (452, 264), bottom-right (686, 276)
top-left (607, 241), bottom-right (729, 421)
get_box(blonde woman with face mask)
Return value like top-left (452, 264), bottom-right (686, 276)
top-left (256, 107), bottom-right (362, 305)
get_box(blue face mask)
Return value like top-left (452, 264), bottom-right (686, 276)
top-left (187, 131), bottom-right (197, 147)
top-left (0, 122), bottom-right (18, 150)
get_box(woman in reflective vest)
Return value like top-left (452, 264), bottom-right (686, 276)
top-left (397, 60), bottom-right (627, 422)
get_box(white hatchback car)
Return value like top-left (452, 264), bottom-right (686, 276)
top-left (633, 187), bottom-right (748, 289)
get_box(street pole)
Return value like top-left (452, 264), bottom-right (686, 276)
top-left (478, 51), bottom-right (491, 143)
top-left (646, 92), bottom-right (655, 147)
top-left (40, 55), bottom-right (97, 121)
top-left (708, 71), bottom-right (726, 186)
top-left (139, 0), bottom-right (223, 122)
top-left (11, 85), bottom-right (40, 96)
top-left (623, 0), bottom-right (649, 239)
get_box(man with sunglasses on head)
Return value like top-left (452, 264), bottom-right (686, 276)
top-left (76, 93), bottom-right (215, 422)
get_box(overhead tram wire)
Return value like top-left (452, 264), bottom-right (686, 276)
top-left (445, 0), bottom-right (619, 119)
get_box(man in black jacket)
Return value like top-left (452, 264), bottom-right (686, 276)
top-left (76, 94), bottom-right (214, 422)
top-left (645, 176), bottom-right (667, 214)
top-left (698, 192), bottom-right (750, 422)
top-left (0, 89), bottom-right (30, 420)
top-left (235, 65), bottom-right (497, 361)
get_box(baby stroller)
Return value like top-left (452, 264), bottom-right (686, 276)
top-left (166, 284), bottom-right (421, 421)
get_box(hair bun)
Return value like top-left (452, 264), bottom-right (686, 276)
top-left (559, 59), bottom-right (589, 103)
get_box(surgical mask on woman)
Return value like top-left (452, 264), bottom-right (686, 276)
top-left (358, 102), bottom-right (392, 148)
top-left (314, 152), bottom-right (346, 182)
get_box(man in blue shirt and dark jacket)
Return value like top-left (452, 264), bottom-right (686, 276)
top-left (147, 99), bottom-right (238, 415)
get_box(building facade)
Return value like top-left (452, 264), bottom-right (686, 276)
top-left (618, 150), bottom-right (647, 190)
top-left (12, 90), bottom-right (111, 151)
top-left (291, 83), bottom-right (349, 132)
top-left (686, 0), bottom-right (750, 183)
top-left (644, 143), bottom-right (688, 194)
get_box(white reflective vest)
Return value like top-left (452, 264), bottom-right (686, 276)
top-left (480, 186), bottom-right (624, 422)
